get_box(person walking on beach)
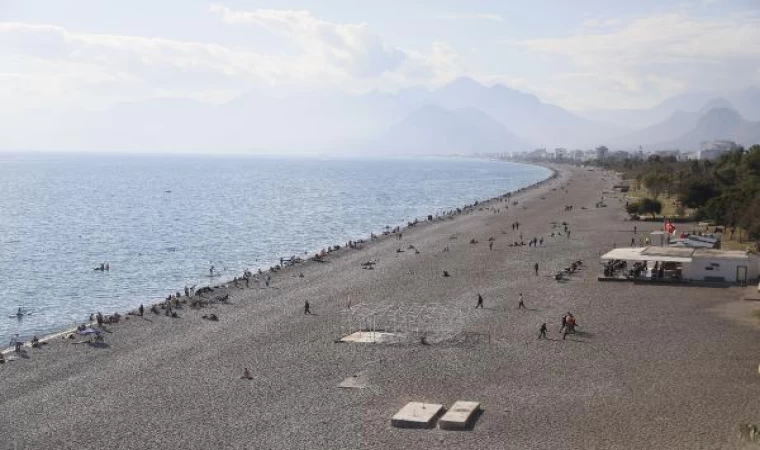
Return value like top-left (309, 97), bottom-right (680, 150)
top-left (489, 241), bottom-right (494, 251)
top-left (538, 323), bottom-right (547, 339)
top-left (634, 225), bottom-right (637, 234)
top-left (534, 263), bottom-right (539, 276)
top-left (304, 301), bottom-right (312, 315)
top-left (559, 314), bottom-right (567, 334)
top-left (475, 293), bottom-right (484, 308)
top-left (631, 237), bottom-right (636, 247)
top-left (265, 275), bottom-right (270, 287)
top-left (518, 293), bottom-right (525, 309)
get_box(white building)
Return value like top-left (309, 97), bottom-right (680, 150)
top-left (601, 247), bottom-right (760, 283)
top-left (699, 140), bottom-right (739, 160)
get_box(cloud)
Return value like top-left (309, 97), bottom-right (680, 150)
top-left (0, 8), bottom-right (464, 115)
top-left (510, 12), bottom-right (760, 108)
top-left (209, 5), bottom-right (406, 77)
top-left (0, 21), bottom-right (293, 108)
top-left (434, 13), bottom-right (504, 22)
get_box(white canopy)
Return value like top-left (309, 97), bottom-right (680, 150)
top-left (601, 247), bottom-right (693, 263)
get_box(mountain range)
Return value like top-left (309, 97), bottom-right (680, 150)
top-left (3, 77), bottom-right (760, 154)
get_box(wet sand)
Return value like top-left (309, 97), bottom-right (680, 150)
top-left (1, 165), bottom-right (758, 450)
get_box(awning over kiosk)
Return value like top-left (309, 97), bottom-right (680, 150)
top-left (601, 247), bottom-right (694, 263)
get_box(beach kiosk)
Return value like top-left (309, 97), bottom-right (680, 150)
top-left (600, 247), bottom-right (759, 284)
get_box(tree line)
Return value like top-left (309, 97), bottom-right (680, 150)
top-left (594, 145), bottom-right (760, 240)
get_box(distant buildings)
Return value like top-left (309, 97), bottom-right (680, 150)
top-left (595, 146), bottom-right (609, 160)
top-left (699, 140), bottom-right (739, 160)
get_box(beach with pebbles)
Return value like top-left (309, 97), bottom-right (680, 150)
top-left (1, 165), bottom-right (757, 450)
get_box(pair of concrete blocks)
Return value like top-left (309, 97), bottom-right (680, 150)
top-left (391, 401), bottom-right (480, 430)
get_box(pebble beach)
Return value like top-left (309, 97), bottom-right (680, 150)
top-left (1, 165), bottom-right (757, 450)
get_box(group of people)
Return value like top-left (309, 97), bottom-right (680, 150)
top-left (538, 312), bottom-right (578, 340)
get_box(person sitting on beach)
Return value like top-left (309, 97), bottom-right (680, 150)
top-left (241, 368), bottom-right (253, 380)
top-left (31, 336), bottom-right (40, 348)
top-left (0, 352), bottom-right (5, 363)
top-left (11, 335), bottom-right (23, 353)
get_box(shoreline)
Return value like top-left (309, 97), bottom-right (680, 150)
top-left (2, 162), bottom-right (557, 354)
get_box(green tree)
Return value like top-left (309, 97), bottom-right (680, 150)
top-left (678, 178), bottom-right (718, 209)
top-left (643, 172), bottom-right (669, 198)
top-left (638, 198), bottom-right (662, 219)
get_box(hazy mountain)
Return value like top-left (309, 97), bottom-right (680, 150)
top-left (428, 77), bottom-right (627, 147)
top-left (730, 87), bottom-right (760, 121)
top-left (658, 108), bottom-right (760, 150)
top-left (370, 105), bottom-right (530, 155)
top-left (579, 92), bottom-right (711, 129)
top-left (614, 110), bottom-right (701, 148)
top-left (579, 89), bottom-right (760, 128)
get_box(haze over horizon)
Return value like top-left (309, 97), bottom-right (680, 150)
top-left (3, 0), bottom-right (760, 153)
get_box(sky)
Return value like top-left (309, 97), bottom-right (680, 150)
top-left (1, 0), bottom-right (760, 116)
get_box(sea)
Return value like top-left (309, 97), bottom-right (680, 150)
top-left (0, 153), bottom-right (551, 344)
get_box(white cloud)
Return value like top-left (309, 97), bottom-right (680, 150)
top-left (209, 5), bottom-right (406, 77)
top-left (0, 22), bottom-right (293, 109)
top-left (0, 11), bottom-right (464, 113)
top-left (511, 12), bottom-right (760, 109)
top-left (434, 13), bottom-right (504, 22)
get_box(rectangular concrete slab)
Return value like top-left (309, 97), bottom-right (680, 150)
top-left (439, 401), bottom-right (480, 430)
top-left (391, 402), bottom-right (444, 429)
top-left (340, 331), bottom-right (400, 343)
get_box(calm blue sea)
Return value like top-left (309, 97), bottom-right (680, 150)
top-left (0, 153), bottom-right (550, 343)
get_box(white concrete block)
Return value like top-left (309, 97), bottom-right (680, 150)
top-left (391, 402), bottom-right (444, 429)
top-left (439, 401), bottom-right (480, 430)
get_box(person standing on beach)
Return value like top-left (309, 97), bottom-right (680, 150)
top-left (518, 293), bottom-right (525, 309)
top-left (138, 304), bottom-right (144, 317)
top-left (538, 323), bottom-right (547, 339)
top-left (489, 241), bottom-right (494, 251)
top-left (476, 293), bottom-right (484, 308)
top-left (304, 301), bottom-right (312, 315)
top-left (634, 225), bottom-right (637, 234)
top-left (534, 263), bottom-right (539, 276)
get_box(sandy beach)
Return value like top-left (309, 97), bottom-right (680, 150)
top-left (1, 164), bottom-right (758, 450)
